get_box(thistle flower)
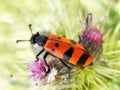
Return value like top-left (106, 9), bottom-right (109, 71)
top-left (79, 13), bottom-right (106, 63)
top-left (27, 58), bottom-right (58, 87)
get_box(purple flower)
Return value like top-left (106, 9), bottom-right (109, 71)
top-left (82, 28), bottom-right (103, 43)
top-left (27, 58), bottom-right (58, 86)
top-left (79, 13), bottom-right (106, 62)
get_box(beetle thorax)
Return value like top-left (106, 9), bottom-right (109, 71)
top-left (30, 32), bottom-right (48, 46)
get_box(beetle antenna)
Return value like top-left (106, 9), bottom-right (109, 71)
top-left (16, 24), bottom-right (33, 43)
top-left (16, 40), bottom-right (30, 43)
top-left (29, 24), bottom-right (33, 35)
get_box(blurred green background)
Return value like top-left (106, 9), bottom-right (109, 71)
top-left (0, 0), bottom-right (120, 90)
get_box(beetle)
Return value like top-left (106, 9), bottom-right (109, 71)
top-left (17, 24), bottom-right (93, 74)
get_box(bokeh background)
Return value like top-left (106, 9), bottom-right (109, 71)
top-left (0, 0), bottom-right (120, 90)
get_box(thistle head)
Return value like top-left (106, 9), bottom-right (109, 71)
top-left (79, 13), bottom-right (106, 62)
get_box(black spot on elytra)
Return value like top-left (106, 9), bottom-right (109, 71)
top-left (51, 48), bottom-right (55, 52)
top-left (77, 53), bottom-right (89, 66)
top-left (63, 47), bottom-right (74, 61)
top-left (55, 43), bottom-right (59, 47)
top-left (58, 37), bottom-right (61, 39)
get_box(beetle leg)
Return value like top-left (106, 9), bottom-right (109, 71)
top-left (43, 52), bottom-right (50, 73)
top-left (35, 48), bottom-right (44, 61)
top-left (89, 62), bottom-right (93, 66)
top-left (59, 60), bottom-right (71, 79)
